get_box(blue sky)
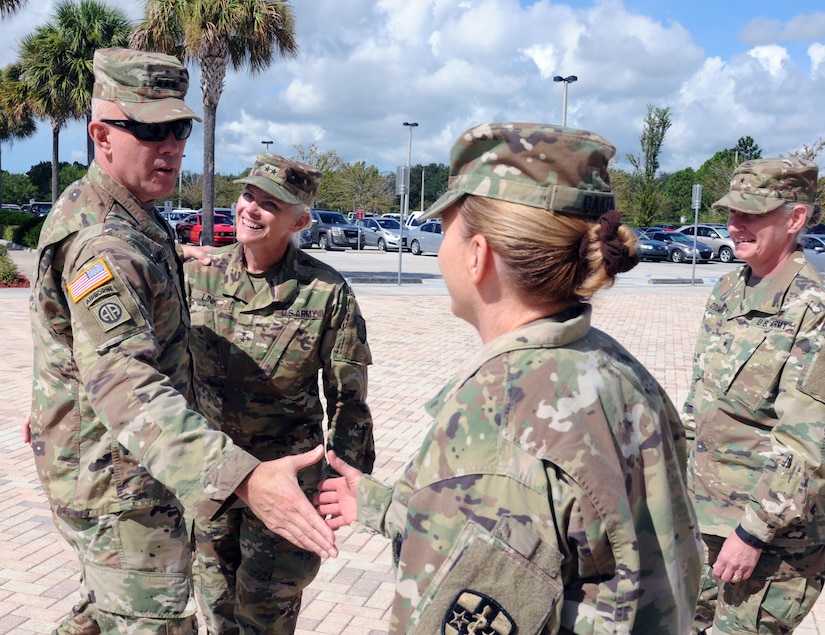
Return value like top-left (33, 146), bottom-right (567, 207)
top-left (1, 0), bottom-right (824, 186)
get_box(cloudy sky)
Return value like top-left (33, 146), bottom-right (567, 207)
top-left (1, 0), bottom-right (824, 181)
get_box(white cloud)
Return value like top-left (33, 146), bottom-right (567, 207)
top-left (2, 0), bottom-right (825, 183)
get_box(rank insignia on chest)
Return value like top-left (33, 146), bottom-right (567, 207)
top-left (443, 590), bottom-right (515, 635)
top-left (67, 258), bottom-right (114, 302)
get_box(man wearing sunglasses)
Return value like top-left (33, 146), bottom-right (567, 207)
top-left (28, 47), bottom-right (337, 634)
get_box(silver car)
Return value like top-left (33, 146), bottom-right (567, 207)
top-left (801, 234), bottom-right (825, 274)
top-left (408, 220), bottom-right (443, 255)
top-left (676, 224), bottom-right (736, 263)
top-left (356, 216), bottom-right (407, 250)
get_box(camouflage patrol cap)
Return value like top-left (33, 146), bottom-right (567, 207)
top-left (93, 47), bottom-right (201, 123)
top-left (234, 154), bottom-right (322, 207)
top-left (421, 122), bottom-right (617, 221)
top-left (711, 158), bottom-right (818, 214)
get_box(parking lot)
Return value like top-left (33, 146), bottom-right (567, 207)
top-left (3, 244), bottom-right (825, 633)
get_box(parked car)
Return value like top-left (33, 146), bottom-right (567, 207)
top-left (1, 203), bottom-right (20, 211)
top-left (408, 219), bottom-right (443, 255)
top-left (646, 230), bottom-right (714, 263)
top-left (298, 227), bottom-right (313, 249)
top-left (356, 216), bottom-right (407, 250)
top-left (676, 223), bottom-right (736, 263)
top-left (202, 206), bottom-right (235, 222)
top-left (406, 211), bottom-right (427, 227)
top-left (23, 201), bottom-right (53, 217)
top-left (633, 229), bottom-right (670, 261)
top-left (801, 234), bottom-right (825, 273)
top-left (161, 209), bottom-right (195, 233)
top-left (801, 234), bottom-right (825, 252)
top-left (176, 213), bottom-right (236, 246)
top-left (307, 209), bottom-right (365, 250)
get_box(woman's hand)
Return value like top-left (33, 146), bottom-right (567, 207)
top-left (316, 450), bottom-right (363, 530)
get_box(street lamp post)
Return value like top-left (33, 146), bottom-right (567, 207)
top-left (400, 122), bottom-right (418, 285)
top-left (553, 75), bottom-right (578, 126)
top-left (261, 140), bottom-right (273, 153)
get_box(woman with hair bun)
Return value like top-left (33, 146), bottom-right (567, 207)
top-left (317, 122), bottom-right (702, 634)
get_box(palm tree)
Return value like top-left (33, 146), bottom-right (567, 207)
top-left (0, 63), bottom-right (36, 205)
top-left (19, 1), bottom-right (132, 202)
top-left (53, 0), bottom-right (132, 164)
top-left (19, 25), bottom-right (78, 203)
top-left (131, 0), bottom-right (298, 245)
top-left (0, 0), bottom-right (27, 19)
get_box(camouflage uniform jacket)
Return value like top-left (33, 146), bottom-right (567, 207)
top-left (356, 305), bottom-right (701, 634)
top-left (29, 162), bottom-right (259, 520)
top-left (684, 250), bottom-right (825, 547)
top-left (184, 242), bottom-right (374, 485)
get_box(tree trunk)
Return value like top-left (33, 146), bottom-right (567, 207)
top-left (199, 50), bottom-right (229, 247)
top-left (201, 103), bottom-right (216, 246)
top-left (86, 111), bottom-right (93, 166)
top-left (51, 123), bottom-right (59, 203)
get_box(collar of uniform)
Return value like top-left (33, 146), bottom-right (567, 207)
top-left (86, 161), bottom-right (172, 243)
top-left (424, 303), bottom-right (592, 419)
top-left (728, 249), bottom-right (807, 318)
top-left (222, 242), bottom-right (299, 307)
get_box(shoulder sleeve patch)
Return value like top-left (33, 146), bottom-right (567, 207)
top-left (800, 349), bottom-right (825, 404)
top-left (67, 258), bottom-right (113, 302)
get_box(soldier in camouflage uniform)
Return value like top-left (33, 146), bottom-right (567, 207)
top-left (683, 158), bottom-right (825, 633)
top-left (28, 48), bottom-right (337, 635)
top-left (183, 154), bottom-right (374, 633)
top-left (317, 122), bottom-right (703, 634)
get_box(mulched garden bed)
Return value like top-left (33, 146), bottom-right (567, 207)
top-left (0, 275), bottom-right (30, 288)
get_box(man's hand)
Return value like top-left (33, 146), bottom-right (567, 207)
top-left (713, 531), bottom-right (761, 584)
top-left (21, 413), bottom-right (31, 445)
top-left (316, 450), bottom-right (364, 530)
top-left (235, 445), bottom-right (338, 559)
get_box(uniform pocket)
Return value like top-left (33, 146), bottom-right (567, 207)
top-left (409, 519), bottom-right (563, 635)
top-left (722, 330), bottom-right (789, 415)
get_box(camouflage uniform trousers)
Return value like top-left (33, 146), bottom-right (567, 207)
top-left (693, 535), bottom-right (825, 634)
top-left (52, 502), bottom-right (197, 635)
top-left (192, 507), bottom-right (321, 634)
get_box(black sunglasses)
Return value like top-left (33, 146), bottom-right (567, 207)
top-left (101, 118), bottom-right (193, 142)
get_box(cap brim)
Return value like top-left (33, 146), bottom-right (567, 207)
top-left (234, 176), bottom-right (305, 206)
top-left (711, 191), bottom-right (785, 215)
top-left (120, 98), bottom-right (202, 123)
top-left (419, 190), bottom-right (465, 221)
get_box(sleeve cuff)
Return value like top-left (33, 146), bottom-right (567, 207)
top-left (735, 525), bottom-right (769, 549)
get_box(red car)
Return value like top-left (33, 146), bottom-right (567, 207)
top-left (175, 213), bottom-right (236, 246)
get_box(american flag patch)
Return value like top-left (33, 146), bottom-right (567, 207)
top-left (67, 258), bottom-right (114, 303)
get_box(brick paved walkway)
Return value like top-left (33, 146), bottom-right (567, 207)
top-left (2, 254), bottom-right (825, 632)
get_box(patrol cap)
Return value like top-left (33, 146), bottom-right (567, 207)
top-left (711, 158), bottom-right (818, 214)
top-left (421, 122), bottom-right (617, 221)
top-left (234, 154), bottom-right (322, 207)
top-left (93, 47), bottom-right (201, 123)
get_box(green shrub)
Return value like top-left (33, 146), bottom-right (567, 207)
top-left (20, 222), bottom-right (43, 249)
top-left (2, 225), bottom-right (19, 241)
top-left (0, 243), bottom-right (7, 258)
top-left (0, 253), bottom-right (20, 284)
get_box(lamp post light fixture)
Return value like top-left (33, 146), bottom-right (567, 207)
top-left (400, 122), bottom-right (418, 284)
top-left (553, 75), bottom-right (578, 126)
top-left (261, 140), bottom-right (273, 153)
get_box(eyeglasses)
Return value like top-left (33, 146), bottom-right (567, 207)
top-left (100, 118), bottom-right (193, 142)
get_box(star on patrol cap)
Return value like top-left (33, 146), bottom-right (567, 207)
top-left (712, 157), bottom-right (818, 215)
top-left (234, 154), bottom-right (322, 207)
top-left (93, 47), bottom-right (201, 123)
top-left (421, 122), bottom-right (617, 221)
